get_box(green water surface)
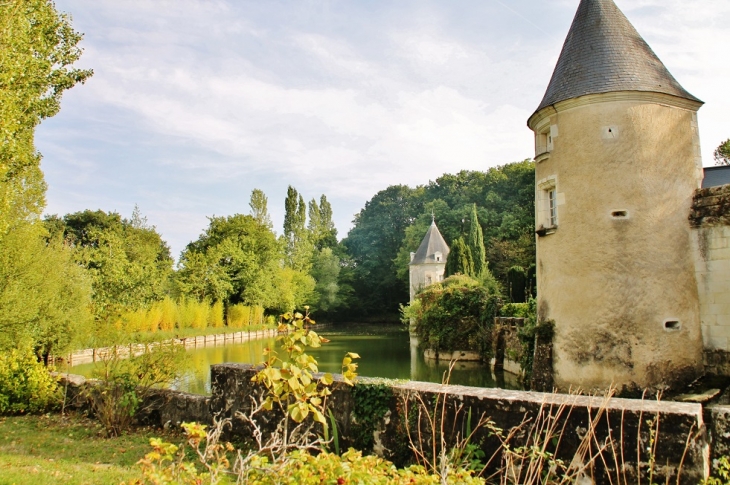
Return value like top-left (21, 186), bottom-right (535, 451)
top-left (72, 323), bottom-right (520, 394)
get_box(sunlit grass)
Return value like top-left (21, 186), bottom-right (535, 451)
top-left (0, 412), bottom-right (170, 485)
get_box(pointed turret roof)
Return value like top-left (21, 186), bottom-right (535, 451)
top-left (532, 0), bottom-right (701, 116)
top-left (410, 220), bottom-right (449, 265)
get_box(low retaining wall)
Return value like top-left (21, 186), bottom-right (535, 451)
top-left (61, 363), bottom-right (730, 483)
top-left (210, 364), bottom-right (709, 484)
top-left (55, 329), bottom-right (277, 366)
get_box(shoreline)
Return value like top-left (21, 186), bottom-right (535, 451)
top-left (54, 328), bottom-right (279, 367)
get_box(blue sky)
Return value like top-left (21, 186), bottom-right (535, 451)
top-left (37, 0), bottom-right (730, 259)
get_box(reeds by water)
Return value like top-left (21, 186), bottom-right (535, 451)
top-left (115, 299), bottom-right (265, 333)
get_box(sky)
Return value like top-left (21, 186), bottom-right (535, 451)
top-left (37, 0), bottom-right (730, 260)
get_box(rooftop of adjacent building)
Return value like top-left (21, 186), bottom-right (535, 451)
top-left (532, 0), bottom-right (701, 119)
top-left (703, 166), bottom-right (730, 189)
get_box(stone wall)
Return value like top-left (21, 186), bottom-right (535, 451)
top-left (209, 364), bottom-right (709, 484)
top-left (59, 366), bottom-right (730, 483)
top-left (57, 374), bottom-right (212, 428)
top-left (492, 317), bottom-right (525, 375)
top-left (691, 184), bottom-right (730, 362)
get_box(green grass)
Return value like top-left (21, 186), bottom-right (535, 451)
top-left (0, 412), bottom-right (173, 485)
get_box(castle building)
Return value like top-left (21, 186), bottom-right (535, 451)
top-left (409, 219), bottom-right (449, 302)
top-left (527, 0), bottom-right (706, 391)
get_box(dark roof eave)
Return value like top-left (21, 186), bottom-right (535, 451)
top-left (527, 90), bottom-right (704, 129)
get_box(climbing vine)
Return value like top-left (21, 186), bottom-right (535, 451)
top-left (409, 276), bottom-right (502, 359)
top-left (517, 299), bottom-right (554, 385)
top-left (351, 381), bottom-right (392, 453)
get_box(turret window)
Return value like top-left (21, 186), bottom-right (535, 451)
top-left (548, 189), bottom-right (557, 226)
top-left (537, 177), bottom-right (559, 236)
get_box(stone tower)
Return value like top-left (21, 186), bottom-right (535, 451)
top-left (527, 0), bottom-right (705, 391)
top-left (409, 219), bottom-right (450, 302)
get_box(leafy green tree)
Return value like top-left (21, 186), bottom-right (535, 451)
top-left (249, 189), bottom-right (273, 229)
top-left (309, 195), bottom-right (337, 250)
top-left (0, 222), bottom-right (92, 358)
top-left (178, 214), bottom-right (280, 307)
top-left (507, 265), bottom-right (527, 303)
top-left (0, 0), bottom-right (92, 234)
top-left (310, 248), bottom-right (342, 312)
top-left (346, 161), bottom-right (534, 315)
top-left (58, 209), bottom-right (173, 320)
top-left (715, 139), bottom-right (730, 166)
top-left (282, 186), bottom-right (314, 272)
top-left (343, 185), bottom-right (424, 315)
top-left (0, 0), bottom-right (92, 355)
top-left (467, 204), bottom-right (487, 279)
top-left (444, 237), bottom-right (474, 278)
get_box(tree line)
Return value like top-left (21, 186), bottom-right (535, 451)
top-left (342, 160), bottom-right (536, 317)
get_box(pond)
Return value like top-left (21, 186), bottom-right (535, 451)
top-left (71, 323), bottom-right (521, 394)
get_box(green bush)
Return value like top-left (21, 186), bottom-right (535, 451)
top-left (135, 425), bottom-right (486, 485)
top-left (0, 347), bottom-right (60, 414)
top-left (500, 302), bottom-right (531, 318)
top-left (411, 278), bottom-right (501, 357)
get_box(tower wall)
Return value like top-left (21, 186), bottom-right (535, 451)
top-left (530, 94), bottom-right (704, 391)
top-left (409, 263), bottom-right (446, 302)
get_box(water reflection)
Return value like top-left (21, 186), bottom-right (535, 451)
top-left (71, 323), bottom-right (521, 394)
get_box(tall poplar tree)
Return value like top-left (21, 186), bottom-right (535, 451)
top-left (0, 0), bottom-right (93, 353)
top-left (445, 237), bottom-right (474, 278)
top-left (249, 188), bottom-right (272, 229)
top-left (282, 186), bottom-right (313, 272)
top-left (467, 204), bottom-right (487, 279)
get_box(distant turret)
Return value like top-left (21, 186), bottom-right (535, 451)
top-left (409, 220), bottom-right (450, 302)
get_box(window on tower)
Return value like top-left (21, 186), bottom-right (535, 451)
top-left (536, 177), bottom-right (558, 236)
top-left (548, 188), bottom-right (557, 226)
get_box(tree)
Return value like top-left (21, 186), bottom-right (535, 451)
top-left (0, 222), bottom-right (92, 358)
top-left (314, 195), bottom-right (338, 250)
top-left (343, 185), bottom-right (424, 315)
top-left (249, 189), bottom-right (273, 229)
top-left (0, 0), bottom-right (92, 354)
top-left (445, 237), bottom-right (474, 278)
top-left (715, 139), bottom-right (730, 166)
top-left (0, 0), bottom-right (92, 234)
top-left (282, 186), bottom-right (313, 272)
top-left (178, 214), bottom-right (280, 307)
top-left (59, 209), bottom-right (173, 320)
top-left (310, 248), bottom-right (342, 312)
top-left (467, 204), bottom-right (487, 279)
top-left (345, 161), bottom-right (535, 316)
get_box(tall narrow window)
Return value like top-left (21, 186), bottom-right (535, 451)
top-left (536, 177), bottom-right (558, 235)
top-left (548, 188), bottom-right (557, 227)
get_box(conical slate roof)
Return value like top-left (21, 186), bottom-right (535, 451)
top-left (410, 220), bottom-right (449, 265)
top-left (533, 0), bottom-right (701, 115)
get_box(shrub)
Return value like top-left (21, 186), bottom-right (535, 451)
top-left (500, 302), bottom-right (531, 318)
top-left (226, 303), bottom-right (250, 328)
top-left (178, 298), bottom-right (209, 329)
top-left (88, 342), bottom-right (184, 436)
top-left (158, 297), bottom-right (177, 331)
top-left (411, 281), bottom-right (501, 357)
top-left (208, 300), bottom-right (224, 328)
top-left (0, 347), bottom-right (60, 414)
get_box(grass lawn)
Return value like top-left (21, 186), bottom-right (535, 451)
top-left (0, 412), bottom-right (173, 485)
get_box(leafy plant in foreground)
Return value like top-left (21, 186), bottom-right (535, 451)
top-left (0, 346), bottom-right (60, 414)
